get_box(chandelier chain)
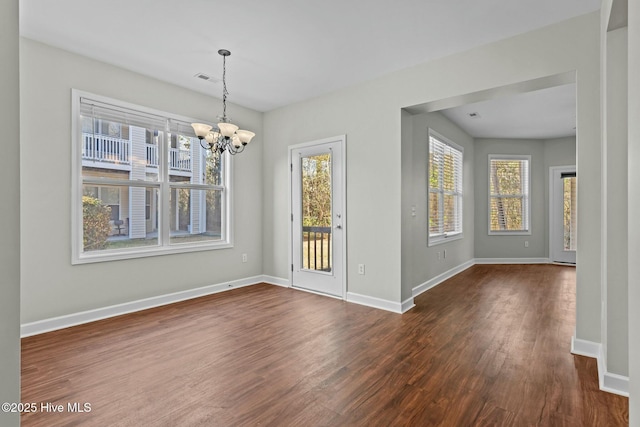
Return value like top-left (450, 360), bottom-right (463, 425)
top-left (222, 54), bottom-right (229, 121)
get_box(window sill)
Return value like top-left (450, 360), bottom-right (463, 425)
top-left (428, 233), bottom-right (463, 247)
top-left (488, 230), bottom-right (531, 236)
top-left (72, 241), bottom-right (233, 265)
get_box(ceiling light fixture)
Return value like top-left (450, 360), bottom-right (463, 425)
top-left (191, 49), bottom-right (255, 155)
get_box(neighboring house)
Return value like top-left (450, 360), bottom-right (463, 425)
top-left (81, 118), bottom-right (208, 238)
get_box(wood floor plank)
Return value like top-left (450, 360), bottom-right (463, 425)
top-left (21, 264), bottom-right (628, 426)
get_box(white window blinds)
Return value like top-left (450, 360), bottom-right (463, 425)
top-left (488, 155), bottom-right (530, 233)
top-left (428, 131), bottom-right (463, 245)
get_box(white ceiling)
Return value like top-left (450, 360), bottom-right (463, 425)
top-left (440, 83), bottom-right (577, 139)
top-left (20, 0), bottom-right (597, 130)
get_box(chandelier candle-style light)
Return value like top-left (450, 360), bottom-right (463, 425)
top-left (191, 49), bottom-right (255, 155)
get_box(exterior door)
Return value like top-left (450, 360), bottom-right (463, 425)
top-left (550, 166), bottom-right (577, 264)
top-left (290, 136), bottom-right (345, 297)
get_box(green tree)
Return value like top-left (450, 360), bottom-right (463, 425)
top-left (82, 196), bottom-right (112, 251)
top-left (302, 154), bottom-right (331, 227)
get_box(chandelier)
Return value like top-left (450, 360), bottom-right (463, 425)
top-left (191, 49), bottom-right (255, 155)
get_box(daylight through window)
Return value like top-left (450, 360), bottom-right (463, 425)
top-left (488, 155), bottom-right (530, 234)
top-left (73, 91), bottom-right (231, 263)
top-left (428, 130), bottom-right (463, 246)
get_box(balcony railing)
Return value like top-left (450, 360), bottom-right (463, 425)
top-left (302, 226), bottom-right (332, 272)
top-left (83, 135), bottom-right (192, 173)
top-left (146, 144), bottom-right (158, 168)
top-left (83, 134), bottom-right (130, 164)
top-left (170, 148), bottom-right (191, 172)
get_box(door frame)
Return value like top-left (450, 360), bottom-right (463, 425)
top-left (288, 135), bottom-right (347, 299)
top-left (549, 165), bottom-right (576, 264)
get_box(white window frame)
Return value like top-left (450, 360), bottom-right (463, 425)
top-left (488, 154), bottom-right (531, 235)
top-left (71, 90), bottom-right (233, 264)
top-left (427, 129), bottom-right (464, 246)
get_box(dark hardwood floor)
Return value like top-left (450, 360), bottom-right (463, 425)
top-left (21, 264), bottom-right (628, 426)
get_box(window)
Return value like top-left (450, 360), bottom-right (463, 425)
top-left (72, 90), bottom-right (232, 264)
top-left (488, 155), bottom-right (530, 234)
top-left (428, 130), bottom-right (463, 246)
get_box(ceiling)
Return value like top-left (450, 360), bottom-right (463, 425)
top-left (440, 83), bottom-right (577, 139)
top-left (20, 0), bottom-right (597, 139)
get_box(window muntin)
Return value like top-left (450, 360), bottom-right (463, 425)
top-left (72, 91), bottom-right (232, 263)
top-left (488, 155), bottom-right (530, 234)
top-left (428, 130), bottom-right (463, 246)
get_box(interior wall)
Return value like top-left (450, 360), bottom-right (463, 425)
top-left (543, 136), bottom-right (577, 258)
top-left (627, 0), bottom-right (639, 420)
top-left (401, 111), bottom-right (474, 301)
top-left (19, 39), bottom-right (264, 324)
top-left (0, 0), bottom-right (20, 425)
top-left (263, 13), bottom-right (602, 329)
top-left (474, 139), bottom-right (545, 259)
top-left (605, 26), bottom-right (629, 377)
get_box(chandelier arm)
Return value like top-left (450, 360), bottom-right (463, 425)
top-left (199, 139), bottom-right (210, 150)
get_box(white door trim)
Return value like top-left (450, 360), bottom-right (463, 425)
top-left (288, 135), bottom-right (347, 299)
top-left (549, 165), bottom-right (576, 264)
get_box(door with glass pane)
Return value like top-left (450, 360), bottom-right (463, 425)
top-left (291, 137), bottom-right (344, 297)
top-left (550, 167), bottom-right (577, 264)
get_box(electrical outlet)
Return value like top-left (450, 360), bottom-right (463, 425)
top-left (437, 252), bottom-right (441, 260)
top-left (358, 264), bottom-right (365, 275)
top-left (524, 241), bottom-right (529, 248)
top-left (242, 253), bottom-right (248, 263)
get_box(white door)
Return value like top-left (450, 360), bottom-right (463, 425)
top-left (290, 136), bottom-right (345, 297)
top-left (550, 166), bottom-right (577, 264)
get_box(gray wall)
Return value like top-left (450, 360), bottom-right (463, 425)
top-left (543, 136), bottom-right (577, 258)
top-left (263, 12), bottom-right (602, 349)
top-left (0, 0), bottom-right (20, 425)
top-left (474, 137), bottom-right (576, 260)
top-left (20, 39), bottom-right (264, 324)
top-left (605, 26), bottom-right (628, 377)
top-left (627, 0), bottom-right (639, 420)
top-left (474, 139), bottom-right (545, 259)
top-left (401, 111), bottom-right (474, 301)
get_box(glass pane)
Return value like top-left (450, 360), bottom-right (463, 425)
top-left (563, 177), bottom-right (577, 251)
top-left (167, 134), bottom-right (224, 185)
top-left (301, 153), bottom-right (332, 272)
top-left (429, 192), bottom-right (440, 235)
top-left (82, 185), bottom-right (159, 252)
top-left (170, 188), bottom-right (223, 244)
top-left (443, 194), bottom-right (455, 233)
top-left (490, 160), bottom-right (523, 195)
top-left (490, 197), bottom-right (524, 231)
top-left (81, 120), bottom-right (158, 182)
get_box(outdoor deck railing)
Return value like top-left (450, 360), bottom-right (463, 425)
top-left (82, 134), bottom-right (130, 164)
top-left (303, 226), bottom-right (331, 271)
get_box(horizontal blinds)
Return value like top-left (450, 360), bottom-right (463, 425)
top-left (489, 157), bottom-right (529, 231)
top-left (168, 119), bottom-right (198, 138)
top-left (429, 134), bottom-right (463, 238)
top-left (80, 97), bottom-right (167, 131)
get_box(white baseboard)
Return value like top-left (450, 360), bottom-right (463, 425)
top-left (261, 275), bottom-right (290, 287)
top-left (346, 292), bottom-right (403, 314)
top-left (21, 276), bottom-right (265, 338)
top-left (401, 297), bottom-right (415, 313)
top-left (474, 257), bottom-right (551, 264)
top-left (571, 336), bottom-right (629, 397)
top-left (412, 259), bottom-right (475, 298)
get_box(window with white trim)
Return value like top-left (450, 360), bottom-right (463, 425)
top-left (428, 130), bottom-right (463, 246)
top-left (72, 90), bottom-right (232, 264)
top-left (488, 155), bottom-right (530, 234)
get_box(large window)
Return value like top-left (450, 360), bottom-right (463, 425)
top-left (488, 155), bottom-right (530, 234)
top-left (72, 90), bottom-right (232, 264)
top-left (428, 130), bottom-right (463, 246)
